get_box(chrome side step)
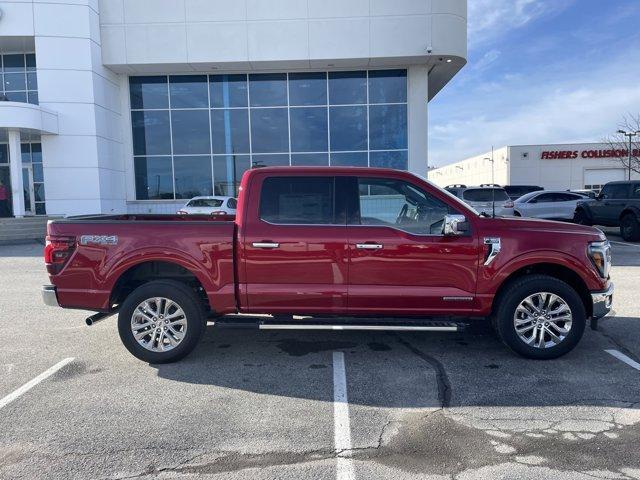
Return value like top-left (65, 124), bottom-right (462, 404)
top-left (257, 320), bottom-right (461, 332)
top-left (212, 316), bottom-right (464, 332)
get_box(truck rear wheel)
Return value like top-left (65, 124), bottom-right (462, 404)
top-left (118, 280), bottom-right (206, 363)
top-left (620, 213), bottom-right (640, 242)
top-left (494, 275), bottom-right (586, 359)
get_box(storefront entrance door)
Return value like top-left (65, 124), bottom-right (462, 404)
top-left (22, 166), bottom-right (35, 216)
top-left (0, 166), bottom-right (12, 217)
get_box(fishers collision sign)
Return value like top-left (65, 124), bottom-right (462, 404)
top-left (541, 149), bottom-right (640, 159)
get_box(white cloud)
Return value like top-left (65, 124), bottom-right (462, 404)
top-left (429, 53), bottom-right (640, 166)
top-left (468, 0), bottom-right (571, 47)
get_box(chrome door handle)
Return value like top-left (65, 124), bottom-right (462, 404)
top-left (356, 243), bottom-right (383, 250)
top-left (252, 242), bottom-right (280, 249)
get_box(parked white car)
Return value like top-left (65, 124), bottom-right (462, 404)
top-left (513, 191), bottom-right (585, 220)
top-left (177, 196), bottom-right (237, 215)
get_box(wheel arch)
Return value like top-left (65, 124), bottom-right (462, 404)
top-left (619, 206), bottom-right (640, 221)
top-left (491, 262), bottom-right (592, 319)
top-left (109, 260), bottom-right (211, 312)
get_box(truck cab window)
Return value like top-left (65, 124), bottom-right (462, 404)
top-left (259, 176), bottom-right (336, 224)
top-left (353, 177), bottom-right (452, 235)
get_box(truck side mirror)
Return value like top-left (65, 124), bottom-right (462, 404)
top-left (596, 193), bottom-right (604, 200)
top-left (442, 214), bottom-right (469, 236)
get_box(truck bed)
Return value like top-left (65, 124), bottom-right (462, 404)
top-left (46, 214), bottom-right (237, 313)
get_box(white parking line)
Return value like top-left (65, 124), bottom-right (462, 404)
top-left (605, 349), bottom-right (640, 371)
top-left (333, 351), bottom-right (355, 480)
top-left (0, 357), bottom-right (74, 410)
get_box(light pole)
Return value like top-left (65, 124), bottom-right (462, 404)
top-left (617, 129), bottom-right (640, 180)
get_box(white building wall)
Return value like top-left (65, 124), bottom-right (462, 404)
top-left (508, 144), bottom-right (637, 190)
top-left (98, 0), bottom-right (466, 72)
top-left (16, 0), bottom-right (126, 215)
top-left (1, 0), bottom-right (467, 216)
top-left (428, 143), bottom-right (640, 191)
top-left (428, 147), bottom-right (509, 187)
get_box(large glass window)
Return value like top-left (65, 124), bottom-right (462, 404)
top-left (1, 53), bottom-right (38, 105)
top-left (129, 70), bottom-right (408, 200)
top-left (134, 157), bottom-right (173, 200)
top-left (173, 156), bottom-right (213, 198)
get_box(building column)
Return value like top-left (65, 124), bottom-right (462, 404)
top-left (407, 65), bottom-right (429, 176)
top-left (8, 129), bottom-right (25, 218)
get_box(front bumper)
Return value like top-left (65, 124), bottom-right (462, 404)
top-left (42, 285), bottom-right (59, 307)
top-left (591, 282), bottom-right (613, 319)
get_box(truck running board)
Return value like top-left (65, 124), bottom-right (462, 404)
top-left (257, 319), bottom-right (462, 332)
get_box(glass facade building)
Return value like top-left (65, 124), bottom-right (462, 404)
top-left (130, 70), bottom-right (408, 200)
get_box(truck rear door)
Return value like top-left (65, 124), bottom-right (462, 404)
top-left (239, 174), bottom-right (349, 314)
top-left (346, 174), bottom-right (480, 315)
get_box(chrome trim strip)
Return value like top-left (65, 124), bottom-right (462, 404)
top-left (442, 296), bottom-right (474, 301)
top-left (483, 237), bottom-right (501, 266)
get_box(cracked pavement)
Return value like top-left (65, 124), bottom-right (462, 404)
top-left (0, 238), bottom-right (639, 480)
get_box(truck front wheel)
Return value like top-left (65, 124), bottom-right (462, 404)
top-left (494, 275), bottom-right (586, 359)
top-left (118, 280), bottom-right (206, 363)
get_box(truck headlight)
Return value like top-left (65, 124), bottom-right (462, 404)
top-left (588, 240), bottom-right (611, 279)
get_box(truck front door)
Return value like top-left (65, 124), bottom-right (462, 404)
top-left (240, 174), bottom-right (349, 314)
top-left (346, 175), bottom-right (480, 315)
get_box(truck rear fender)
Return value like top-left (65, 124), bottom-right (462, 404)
top-left (107, 249), bottom-right (235, 314)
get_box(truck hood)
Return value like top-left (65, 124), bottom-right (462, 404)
top-left (479, 216), bottom-right (606, 240)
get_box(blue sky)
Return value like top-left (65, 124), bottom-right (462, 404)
top-left (428, 0), bottom-right (640, 166)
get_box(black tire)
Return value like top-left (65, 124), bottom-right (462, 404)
top-left (494, 274), bottom-right (586, 360)
top-left (573, 209), bottom-right (591, 226)
top-left (513, 211), bottom-right (522, 217)
top-left (118, 280), bottom-right (206, 363)
top-left (620, 213), bottom-right (640, 242)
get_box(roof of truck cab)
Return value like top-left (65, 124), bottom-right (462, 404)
top-left (243, 166), bottom-right (413, 176)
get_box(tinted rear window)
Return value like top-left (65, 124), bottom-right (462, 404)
top-left (463, 189), bottom-right (509, 202)
top-left (187, 199), bottom-right (223, 207)
top-left (260, 177), bottom-right (335, 224)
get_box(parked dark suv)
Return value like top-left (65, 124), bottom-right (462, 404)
top-left (573, 181), bottom-right (640, 241)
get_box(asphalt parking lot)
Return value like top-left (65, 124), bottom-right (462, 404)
top-left (1, 235), bottom-right (639, 480)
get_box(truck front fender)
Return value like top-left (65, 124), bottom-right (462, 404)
top-left (474, 249), bottom-right (603, 316)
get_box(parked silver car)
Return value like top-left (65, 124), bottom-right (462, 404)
top-left (513, 191), bottom-right (585, 220)
top-left (446, 186), bottom-right (515, 216)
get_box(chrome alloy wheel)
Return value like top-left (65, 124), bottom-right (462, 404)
top-left (513, 292), bottom-right (573, 349)
top-left (130, 297), bottom-right (188, 352)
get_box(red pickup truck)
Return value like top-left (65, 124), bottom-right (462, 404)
top-left (42, 167), bottom-right (613, 363)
